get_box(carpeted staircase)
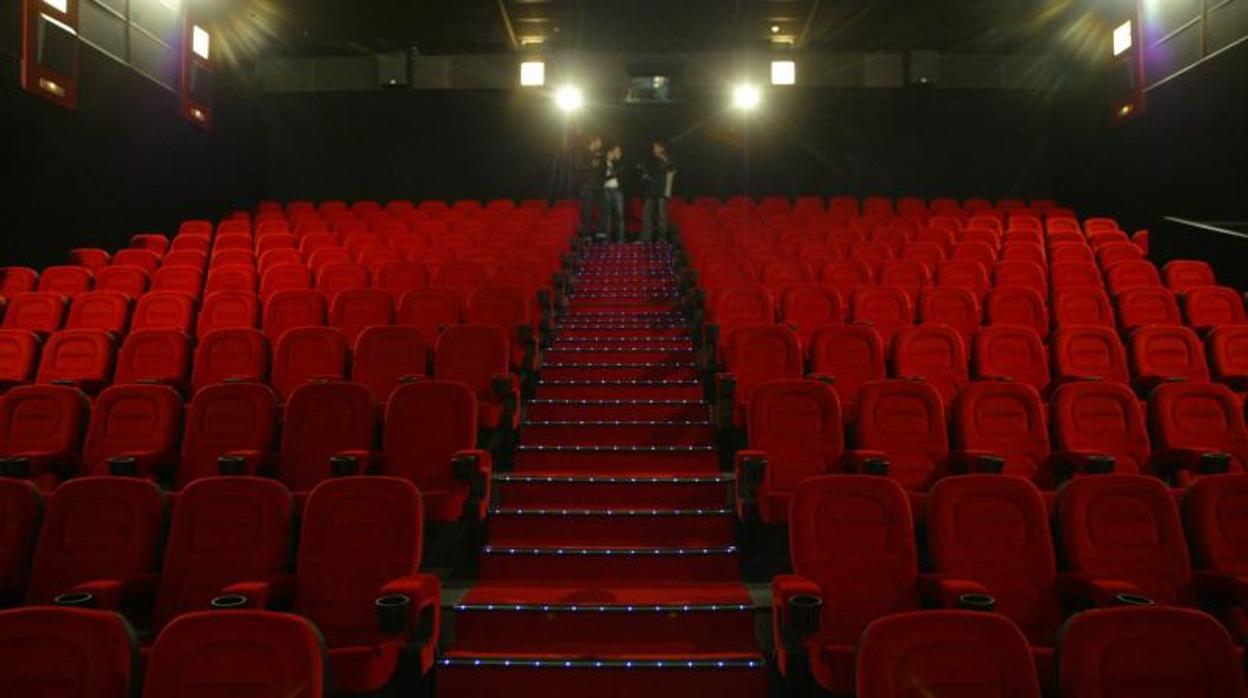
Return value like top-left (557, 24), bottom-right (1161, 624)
top-left (438, 242), bottom-right (767, 697)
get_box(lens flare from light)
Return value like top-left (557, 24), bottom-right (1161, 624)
top-left (555, 85), bottom-right (583, 112)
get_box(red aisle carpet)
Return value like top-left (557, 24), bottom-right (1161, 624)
top-left (438, 242), bottom-right (767, 696)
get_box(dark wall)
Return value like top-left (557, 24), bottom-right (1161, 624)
top-left (0, 48), bottom-right (265, 268)
top-left (1050, 39), bottom-right (1248, 231)
top-left (260, 86), bottom-right (1054, 204)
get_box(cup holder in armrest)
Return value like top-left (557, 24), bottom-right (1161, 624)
top-left (976, 455), bottom-right (1006, 474)
top-left (376, 594), bottom-right (412, 635)
top-left (0, 457), bottom-right (31, 478)
top-left (210, 594), bottom-right (251, 610)
top-left (789, 594), bottom-right (823, 638)
top-left (957, 593), bottom-right (997, 612)
top-left (108, 456), bottom-right (138, 477)
top-left (53, 592), bottom-right (95, 608)
top-left (1199, 452), bottom-right (1232, 474)
top-left (330, 455), bottom-right (358, 478)
top-left (217, 455), bottom-right (247, 476)
top-left (1086, 455), bottom-right (1115, 475)
top-left (862, 458), bottom-right (889, 477)
top-left (1113, 593), bottom-right (1155, 607)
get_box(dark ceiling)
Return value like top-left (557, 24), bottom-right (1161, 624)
top-left (234, 0), bottom-right (1103, 57)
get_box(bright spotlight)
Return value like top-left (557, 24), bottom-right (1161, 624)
top-left (733, 84), bottom-right (761, 111)
top-left (43, 0), bottom-right (68, 12)
top-left (520, 61), bottom-right (545, 87)
top-left (555, 86), bottom-right (584, 112)
top-left (192, 25), bottom-right (211, 61)
top-left (771, 61), bottom-right (795, 86)
top-left (1112, 20), bottom-right (1133, 57)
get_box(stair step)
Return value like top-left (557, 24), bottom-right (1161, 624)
top-left (489, 507), bottom-right (734, 546)
top-left (540, 365), bottom-right (700, 382)
top-left (544, 349), bottom-right (696, 365)
top-left (478, 545), bottom-right (741, 583)
top-left (495, 473), bottom-right (731, 509)
top-left (556, 328), bottom-right (691, 338)
top-left (451, 585), bottom-right (757, 654)
top-left (521, 423), bottom-right (714, 447)
top-left (513, 447), bottom-right (719, 474)
top-left (526, 399), bottom-right (709, 422)
top-left (535, 382), bottom-right (704, 401)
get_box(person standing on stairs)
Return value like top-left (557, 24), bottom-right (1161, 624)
top-left (574, 134), bottom-right (604, 239)
top-left (598, 144), bottom-right (626, 243)
top-left (640, 140), bottom-right (676, 243)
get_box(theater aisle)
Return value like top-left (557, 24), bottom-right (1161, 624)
top-left (439, 242), bottom-right (767, 697)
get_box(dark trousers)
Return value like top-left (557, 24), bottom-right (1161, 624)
top-left (578, 185), bottom-right (600, 236)
top-left (642, 196), bottom-right (669, 242)
top-left (598, 189), bottom-right (625, 242)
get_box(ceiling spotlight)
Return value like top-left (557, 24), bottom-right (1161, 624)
top-left (770, 25), bottom-right (780, 34)
top-left (770, 60), bottom-right (795, 86)
top-left (1112, 20), bottom-right (1133, 57)
top-left (520, 61), bottom-right (545, 87)
top-left (192, 25), bottom-right (211, 61)
top-left (555, 85), bottom-right (584, 112)
top-left (732, 83), bottom-right (761, 111)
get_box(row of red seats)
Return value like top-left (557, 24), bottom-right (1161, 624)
top-left (0, 475), bottom-right (439, 695)
top-left (770, 472), bottom-right (1248, 696)
top-left (733, 376), bottom-right (1246, 512)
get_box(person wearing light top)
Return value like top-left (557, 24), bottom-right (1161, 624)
top-left (640, 140), bottom-right (676, 242)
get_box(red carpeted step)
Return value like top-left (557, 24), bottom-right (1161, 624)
top-left (526, 399), bottom-right (709, 422)
top-left (551, 337), bottom-right (696, 352)
top-left (540, 364), bottom-right (700, 382)
top-left (557, 327), bottom-right (691, 338)
top-left (513, 446), bottom-right (719, 473)
top-left (478, 545), bottom-right (741, 583)
top-left (535, 380), bottom-right (704, 400)
top-left (437, 654), bottom-right (768, 698)
top-left (521, 422), bottom-right (713, 447)
top-left (544, 348), bottom-right (697, 364)
top-left (452, 585), bottom-right (757, 654)
top-left (495, 473), bottom-right (731, 509)
top-left (489, 507), bottom-right (734, 546)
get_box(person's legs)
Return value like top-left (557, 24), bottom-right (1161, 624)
top-left (656, 196), bottom-right (669, 240)
top-left (609, 190), bottom-right (625, 243)
top-left (579, 186), bottom-right (595, 237)
top-left (641, 198), bottom-right (655, 243)
top-left (596, 190), bottom-right (609, 240)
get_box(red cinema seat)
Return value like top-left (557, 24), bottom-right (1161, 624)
top-left (36, 330), bottom-right (116, 394)
top-left (972, 325), bottom-right (1050, 393)
top-left (259, 263), bottom-right (312, 300)
top-left (1051, 325), bottom-right (1131, 386)
top-left (902, 241), bottom-right (946, 269)
top-left (985, 286), bottom-right (1050, 337)
top-left (1050, 263), bottom-right (1104, 291)
top-left (65, 291), bottom-right (131, 334)
top-left (143, 610), bottom-right (323, 697)
top-left (1164, 260), bottom-right (1216, 292)
top-left (934, 260), bottom-right (989, 298)
top-left (93, 265), bottom-right (149, 300)
top-left (925, 476), bottom-right (1061, 668)
top-left (205, 265), bottom-right (257, 295)
top-left (382, 381), bottom-right (491, 522)
top-left (706, 284), bottom-right (776, 362)
top-left (1183, 286), bottom-right (1247, 332)
top-left (316, 262), bottom-right (370, 299)
top-left (192, 329), bottom-right (269, 391)
top-left (0, 267), bottom-right (39, 297)
top-left (37, 266), bottom-right (93, 297)
top-left (271, 327), bottom-right (349, 400)
top-left (1149, 381), bottom-right (1248, 483)
top-left (372, 261), bottom-right (428, 301)
top-left (821, 259), bottom-right (874, 299)
top-left (856, 611), bottom-right (1041, 698)
top-left (1128, 325), bottom-right (1210, 393)
top-left (197, 290), bottom-right (259, 336)
top-left (289, 477), bottom-right (440, 693)
top-left (0, 330), bottom-right (39, 391)
top-left (850, 379), bottom-right (949, 490)
top-left (779, 286), bottom-right (844, 349)
top-left (150, 477), bottom-right (291, 628)
top-left (2, 292), bottom-right (67, 335)
top-left (1115, 286), bottom-right (1182, 331)
top-left (352, 326), bottom-right (428, 403)
top-left (25, 477), bottom-right (164, 605)
top-left (735, 379), bottom-right (843, 525)
top-left (132, 292), bottom-right (195, 334)
top-left (0, 607), bottom-right (136, 697)
top-left (130, 233), bottom-right (169, 255)
top-left (917, 287), bottom-right (981, 342)
top-left (772, 476), bottom-right (918, 695)
top-left (258, 249), bottom-right (303, 276)
top-left (0, 479), bottom-right (40, 596)
top-left (1208, 325), bottom-right (1248, 392)
top-left (850, 286), bottom-right (913, 345)
top-left (876, 260), bottom-right (930, 303)
top-left (160, 250), bottom-right (206, 269)
top-left (1053, 288), bottom-right (1116, 329)
top-left (397, 288), bottom-right (463, 347)
top-left (716, 325), bottom-right (804, 429)
top-left (1057, 475), bottom-right (1194, 607)
top-left (434, 261), bottom-right (491, 305)
top-left (177, 383), bottom-right (278, 486)
top-left (466, 286), bottom-right (538, 371)
top-left (1049, 243), bottom-right (1095, 266)
top-left (761, 260), bottom-right (815, 295)
top-left (150, 266), bottom-right (203, 298)
top-left (950, 380), bottom-right (1050, 482)
top-left (82, 384), bottom-right (182, 478)
top-left (67, 248), bottom-right (111, 271)
top-left (809, 325), bottom-right (886, 410)
top-left (891, 325), bottom-right (968, 405)
top-left (114, 330), bottom-right (191, 392)
top-left (1050, 381), bottom-right (1152, 481)
top-left (434, 324), bottom-right (520, 432)
top-left (0, 385), bottom-right (88, 487)
top-left (278, 381), bottom-right (378, 492)
top-left (113, 249), bottom-right (162, 275)
top-left (1057, 606), bottom-right (1245, 698)
top-left (1183, 473), bottom-right (1248, 641)
top-left (263, 289), bottom-right (327, 343)
top-left (330, 289), bottom-right (395, 344)
top-left (1105, 259), bottom-right (1162, 295)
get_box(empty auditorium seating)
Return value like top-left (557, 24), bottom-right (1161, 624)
top-left (278, 380), bottom-right (378, 491)
top-left (779, 286), bottom-right (844, 348)
top-left (917, 287), bottom-right (981, 341)
top-left (950, 380), bottom-right (1050, 482)
top-left (0, 607), bottom-right (136, 695)
top-left (64, 291), bottom-right (130, 334)
top-left (0, 330), bottom-right (39, 390)
top-left (192, 328), bottom-right (269, 391)
top-left (1053, 288), bottom-right (1116, 328)
top-left (1057, 606), bottom-right (1246, 698)
top-left (177, 384), bottom-right (278, 486)
top-left (849, 286), bottom-right (912, 345)
top-left (891, 325), bottom-right (968, 404)
top-left (1182, 285), bottom-right (1246, 331)
top-left (132, 291), bottom-right (195, 333)
top-left (198, 290), bottom-right (259, 336)
top-left (2, 292), bottom-right (67, 335)
top-left (850, 379), bottom-right (949, 490)
top-left (705, 284), bottom-right (776, 361)
top-left (466, 285), bottom-right (539, 371)
top-left (1115, 286), bottom-right (1182, 330)
top-left (1050, 381), bottom-right (1151, 480)
top-left (37, 265), bottom-right (93, 296)
top-left (36, 329), bottom-right (116, 393)
top-left (434, 324), bottom-right (520, 431)
top-left (984, 286), bottom-right (1049, 336)
top-left (94, 265), bottom-right (149, 299)
top-left (1051, 325), bottom-right (1131, 385)
top-left (382, 381), bottom-right (491, 522)
top-left (271, 327), bottom-right (349, 399)
top-left (1163, 260), bottom-right (1216, 292)
top-left (398, 287), bottom-right (464, 347)
top-left (856, 611), bottom-right (1041, 698)
top-left (716, 324), bottom-right (804, 429)
top-left (352, 325), bottom-right (428, 402)
top-left (0, 479), bottom-right (39, 598)
top-left (263, 289), bottom-right (327, 343)
top-left (772, 476), bottom-right (917, 694)
top-left (1128, 324), bottom-right (1210, 392)
top-left (113, 329), bottom-right (191, 391)
top-left (25, 476), bottom-right (164, 605)
top-left (735, 379), bottom-right (843, 524)
top-left (82, 384), bottom-right (182, 478)
top-left (1148, 381), bottom-right (1248, 482)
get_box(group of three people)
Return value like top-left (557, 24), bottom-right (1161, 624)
top-left (574, 136), bottom-right (677, 243)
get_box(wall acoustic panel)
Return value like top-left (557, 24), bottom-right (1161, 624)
top-left (21, 0), bottom-right (79, 108)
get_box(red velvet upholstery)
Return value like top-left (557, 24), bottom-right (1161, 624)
top-left (66, 291), bottom-right (131, 334)
top-left (0, 384), bottom-right (89, 486)
top-left (0, 479), bottom-right (40, 596)
top-left (191, 329), bottom-right (269, 391)
top-left (271, 327), bottom-right (349, 400)
top-left (178, 383), bottom-right (278, 487)
top-left (1050, 381), bottom-right (1152, 479)
top-left (891, 324), bottom-right (968, 405)
top-left (850, 286), bottom-right (913, 345)
top-left (0, 329), bottom-right (40, 390)
top-left (434, 324), bottom-right (519, 431)
top-left (951, 380), bottom-right (1050, 482)
top-left (2, 292), bottom-right (68, 335)
top-left (114, 330), bottom-right (191, 392)
top-left (82, 384), bottom-right (182, 478)
top-left (262, 290), bottom-right (327, 343)
top-left (984, 286), bottom-right (1050, 338)
top-left (1053, 288), bottom-right (1116, 328)
top-left (809, 324), bottom-right (886, 410)
top-left (852, 379), bottom-right (949, 490)
top-left (972, 325), bottom-right (1050, 393)
top-left (1163, 260), bottom-right (1216, 292)
top-left (1051, 325), bottom-right (1131, 386)
top-left (197, 290), bottom-right (259, 336)
top-left (329, 289), bottom-right (394, 343)
top-left (352, 325), bottom-right (428, 402)
top-left (1149, 381), bottom-right (1248, 482)
top-left (279, 380), bottom-right (378, 492)
top-left (0, 607), bottom-right (136, 696)
top-left (1183, 286), bottom-right (1246, 332)
top-left (397, 287), bottom-right (464, 348)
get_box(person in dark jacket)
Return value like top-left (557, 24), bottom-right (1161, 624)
top-left (640, 141), bottom-right (676, 242)
top-left (573, 135), bottom-right (604, 237)
top-left (598, 145), bottom-right (626, 243)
